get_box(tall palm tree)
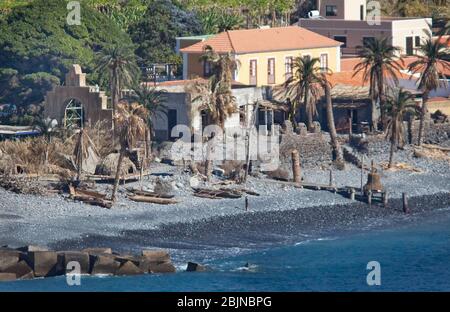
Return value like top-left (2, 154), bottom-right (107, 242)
top-left (322, 78), bottom-right (344, 166)
top-left (111, 101), bottom-right (148, 202)
top-left (284, 56), bottom-right (327, 131)
top-left (385, 88), bottom-right (417, 168)
top-left (193, 46), bottom-right (238, 129)
top-left (127, 83), bottom-right (167, 159)
top-left (408, 36), bottom-right (450, 145)
top-left (353, 37), bottom-right (403, 131)
top-left (95, 44), bottom-right (140, 132)
top-left (186, 46), bottom-right (238, 179)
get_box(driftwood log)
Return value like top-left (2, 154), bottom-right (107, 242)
top-left (128, 195), bottom-right (179, 205)
top-left (69, 185), bottom-right (113, 208)
top-left (126, 188), bottom-right (175, 199)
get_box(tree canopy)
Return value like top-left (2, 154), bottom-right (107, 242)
top-left (0, 0), bottom-right (132, 124)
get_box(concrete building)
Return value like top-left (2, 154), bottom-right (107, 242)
top-left (299, 0), bottom-right (432, 56)
top-left (150, 80), bottom-right (281, 141)
top-left (179, 26), bottom-right (342, 86)
top-left (44, 65), bottom-right (112, 129)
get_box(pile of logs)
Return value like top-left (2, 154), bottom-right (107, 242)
top-left (127, 188), bottom-right (179, 205)
top-left (0, 175), bottom-right (50, 196)
top-left (69, 186), bottom-right (113, 209)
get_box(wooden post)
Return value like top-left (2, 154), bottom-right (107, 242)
top-left (350, 188), bottom-right (355, 200)
top-left (245, 196), bottom-right (249, 211)
top-left (360, 154), bottom-right (364, 195)
top-left (348, 117), bottom-right (353, 137)
top-left (367, 191), bottom-right (372, 207)
top-left (329, 169), bottom-right (333, 186)
top-left (291, 150), bottom-right (301, 184)
top-left (402, 193), bottom-right (409, 213)
top-left (383, 192), bottom-right (388, 208)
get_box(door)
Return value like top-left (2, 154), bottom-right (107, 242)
top-left (406, 37), bottom-right (414, 56)
top-left (167, 109), bottom-right (177, 141)
top-left (249, 60), bottom-right (257, 85)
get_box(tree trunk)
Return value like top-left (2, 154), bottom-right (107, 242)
top-left (111, 68), bottom-right (120, 147)
top-left (417, 90), bottom-right (429, 146)
top-left (324, 82), bottom-right (343, 164)
top-left (378, 75), bottom-right (386, 131)
top-left (205, 139), bottom-right (212, 181)
top-left (388, 139), bottom-right (395, 168)
top-left (111, 150), bottom-right (125, 202)
top-left (370, 96), bottom-right (379, 132)
top-left (305, 92), bottom-right (313, 131)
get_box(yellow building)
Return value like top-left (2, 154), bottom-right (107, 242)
top-left (179, 26), bottom-right (342, 87)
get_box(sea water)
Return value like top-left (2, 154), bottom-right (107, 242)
top-left (1, 209), bottom-right (450, 292)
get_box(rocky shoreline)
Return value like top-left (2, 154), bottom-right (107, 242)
top-left (0, 246), bottom-right (176, 282)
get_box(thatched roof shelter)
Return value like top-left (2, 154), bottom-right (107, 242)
top-left (95, 153), bottom-right (137, 176)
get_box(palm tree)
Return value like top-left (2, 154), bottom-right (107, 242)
top-left (284, 56), bottom-right (327, 131)
top-left (95, 44), bottom-right (140, 132)
top-left (385, 88), bottom-right (417, 168)
top-left (127, 83), bottom-right (167, 160)
top-left (408, 36), bottom-right (450, 145)
top-left (186, 46), bottom-right (238, 179)
top-left (322, 78), bottom-right (344, 166)
top-left (111, 101), bottom-right (148, 202)
top-left (353, 37), bottom-right (403, 131)
top-left (194, 46), bottom-right (238, 129)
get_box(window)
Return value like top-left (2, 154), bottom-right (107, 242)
top-left (334, 36), bottom-right (347, 48)
top-left (320, 54), bottom-right (328, 72)
top-left (249, 60), bottom-right (257, 85)
top-left (285, 57), bottom-right (293, 78)
top-left (406, 37), bottom-right (414, 55)
top-left (326, 5), bottom-right (337, 16)
top-left (415, 36), bottom-right (421, 47)
top-left (203, 61), bottom-right (212, 77)
top-left (268, 58), bottom-right (275, 84)
top-left (363, 37), bottom-right (376, 47)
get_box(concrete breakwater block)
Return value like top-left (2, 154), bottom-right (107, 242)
top-left (0, 273), bottom-right (17, 281)
top-left (148, 262), bottom-right (176, 274)
top-left (142, 249), bottom-right (170, 262)
top-left (1, 247), bottom-right (177, 281)
top-left (186, 262), bottom-right (207, 272)
top-left (82, 247), bottom-right (112, 255)
top-left (58, 251), bottom-right (90, 274)
top-left (17, 245), bottom-right (48, 252)
top-left (0, 250), bottom-right (22, 271)
top-left (116, 261), bottom-right (144, 276)
top-left (89, 253), bottom-right (121, 275)
top-left (4, 260), bottom-right (34, 279)
top-left (28, 251), bottom-right (59, 277)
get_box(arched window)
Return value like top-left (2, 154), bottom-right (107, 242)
top-left (64, 98), bottom-right (84, 129)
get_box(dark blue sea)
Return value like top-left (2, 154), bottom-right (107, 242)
top-left (1, 209), bottom-right (450, 292)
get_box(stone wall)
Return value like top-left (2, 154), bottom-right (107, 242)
top-left (350, 121), bottom-right (450, 155)
top-left (279, 122), bottom-right (332, 168)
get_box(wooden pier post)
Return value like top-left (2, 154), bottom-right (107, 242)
top-left (329, 170), bottom-right (334, 186)
top-left (383, 192), bottom-right (389, 208)
top-left (402, 193), bottom-right (409, 213)
top-left (367, 191), bottom-right (372, 207)
top-left (350, 188), bottom-right (355, 200)
top-left (360, 154), bottom-right (364, 195)
top-left (348, 117), bottom-right (353, 138)
top-left (245, 196), bottom-right (249, 211)
top-left (291, 150), bottom-right (301, 184)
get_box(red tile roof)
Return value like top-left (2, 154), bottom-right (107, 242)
top-left (180, 26), bottom-right (342, 54)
